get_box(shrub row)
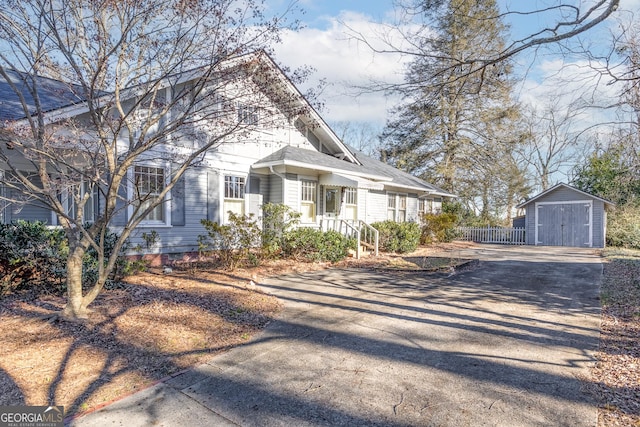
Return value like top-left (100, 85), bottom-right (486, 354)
top-left (198, 204), bottom-right (356, 269)
top-left (371, 220), bottom-right (421, 253)
top-left (0, 221), bottom-right (133, 296)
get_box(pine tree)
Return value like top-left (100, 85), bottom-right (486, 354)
top-left (380, 0), bottom-right (528, 220)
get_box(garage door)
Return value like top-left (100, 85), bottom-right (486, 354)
top-left (537, 203), bottom-right (591, 247)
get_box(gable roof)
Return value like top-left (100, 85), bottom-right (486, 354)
top-left (0, 52), bottom-right (360, 166)
top-left (348, 148), bottom-right (454, 197)
top-left (0, 69), bottom-right (89, 121)
top-left (516, 183), bottom-right (615, 209)
top-left (253, 145), bottom-right (456, 197)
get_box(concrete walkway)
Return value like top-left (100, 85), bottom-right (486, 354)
top-left (71, 245), bottom-right (602, 426)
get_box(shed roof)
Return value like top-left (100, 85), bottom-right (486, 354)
top-left (516, 183), bottom-right (615, 209)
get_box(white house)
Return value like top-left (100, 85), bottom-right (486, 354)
top-left (0, 51), bottom-right (455, 259)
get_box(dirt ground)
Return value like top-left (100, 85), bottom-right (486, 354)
top-left (0, 242), bottom-right (637, 425)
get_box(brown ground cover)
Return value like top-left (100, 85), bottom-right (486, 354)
top-left (589, 248), bottom-right (640, 426)
top-left (0, 242), bottom-right (636, 425)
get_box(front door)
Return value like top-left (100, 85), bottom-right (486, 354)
top-left (324, 187), bottom-right (339, 217)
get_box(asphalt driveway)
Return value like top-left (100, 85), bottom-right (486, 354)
top-left (72, 245), bottom-right (602, 426)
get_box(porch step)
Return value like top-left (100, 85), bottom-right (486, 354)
top-left (361, 241), bottom-right (376, 250)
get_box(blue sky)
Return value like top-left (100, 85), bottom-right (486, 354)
top-left (272, 0), bottom-right (638, 131)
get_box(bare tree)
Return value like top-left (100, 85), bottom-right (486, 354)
top-left (331, 121), bottom-right (382, 157)
top-left (0, 0), bottom-right (304, 320)
top-left (519, 99), bottom-right (589, 191)
top-left (347, 0), bottom-right (621, 94)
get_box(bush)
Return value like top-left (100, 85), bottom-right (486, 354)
top-left (261, 203), bottom-right (300, 259)
top-left (607, 206), bottom-right (640, 249)
top-left (0, 221), bottom-right (66, 295)
top-left (199, 213), bottom-right (261, 269)
top-left (371, 221), bottom-right (420, 253)
top-left (282, 228), bottom-right (356, 262)
top-left (421, 213), bottom-right (459, 244)
top-left (0, 221), bottom-right (133, 296)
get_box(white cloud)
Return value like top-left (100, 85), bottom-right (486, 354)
top-left (273, 11), bottom-right (410, 126)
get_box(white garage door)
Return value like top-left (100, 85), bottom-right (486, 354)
top-left (536, 202), bottom-right (591, 247)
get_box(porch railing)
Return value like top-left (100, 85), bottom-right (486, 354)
top-left (321, 219), bottom-right (379, 259)
top-left (457, 226), bottom-right (526, 245)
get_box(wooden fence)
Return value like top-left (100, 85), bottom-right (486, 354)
top-left (457, 227), bottom-right (526, 245)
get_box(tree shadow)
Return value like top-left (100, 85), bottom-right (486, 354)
top-left (0, 367), bottom-right (25, 406)
top-left (1, 249), bottom-right (635, 425)
top-left (0, 274), bottom-right (278, 418)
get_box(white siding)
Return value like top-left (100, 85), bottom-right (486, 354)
top-left (357, 188), bottom-right (367, 222)
top-left (284, 173), bottom-right (299, 207)
top-left (366, 190), bottom-right (387, 223)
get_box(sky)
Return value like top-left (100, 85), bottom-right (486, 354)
top-left (270, 0), bottom-right (640, 135)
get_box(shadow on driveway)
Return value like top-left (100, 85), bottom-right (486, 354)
top-left (73, 245), bottom-right (603, 427)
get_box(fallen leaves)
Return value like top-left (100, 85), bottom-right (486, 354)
top-left (590, 248), bottom-right (640, 426)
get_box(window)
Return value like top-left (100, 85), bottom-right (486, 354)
top-left (63, 181), bottom-right (97, 222)
top-left (398, 195), bottom-right (407, 222)
top-left (224, 175), bottom-right (245, 222)
top-left (237, 104), bottom-right (259, 125)
top-left (300, 180), bottom-right (316, 223)
top-left (344, 188), bottom-right (357, 221)
top-left (387, 193), bottom-right (408, 222)
top-left (387, 193), bottom-right (397, 221)
top-left (135, 166), bottom-right (165, 222)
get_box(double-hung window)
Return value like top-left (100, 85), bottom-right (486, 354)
top-left (387, 193), bottom-right (397, 221)
top-left (398, 195), bottom-right (407, 222)
top-left (224, 175), bottom-right (245, 223)
top-left (237, 104), bottom-right (259, 125)
top-left (300, 180), bottom-right (316, 223)
top-left (344, 188), bottom-right (357, 220)
top-left (387, 193), bottom-right (407, 222)
top-left (135, 166), bottom-right (165, 223)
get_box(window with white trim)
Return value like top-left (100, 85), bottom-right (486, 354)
top-left (134, 166), bottom-right (166, 223)
top-left (387, 192), bottom-right (397, 221)
top-left (387, 192), bottom-right (408, 222)
top-left (398, 194), bottom-right (407, 222)
top-left (344, 188), bottom-right (357, 220)
top-left (237, 103), bottom-right (259, 125)
top-left (300, 180), bottom-right (317, 223)
top-left (224, 175), bottom-right (245, 223)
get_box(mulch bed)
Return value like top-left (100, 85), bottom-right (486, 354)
top-left (0, 242), bottom-right (637, 426)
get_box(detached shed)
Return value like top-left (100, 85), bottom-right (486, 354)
top-left (517, 183), bottom-right (615, 248)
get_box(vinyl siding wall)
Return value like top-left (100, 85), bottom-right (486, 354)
top-left (366, 190), bottom-right (387, 223)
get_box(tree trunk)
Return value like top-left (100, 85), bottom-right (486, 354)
top-left (61, 247), bottom-right (89, 320)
